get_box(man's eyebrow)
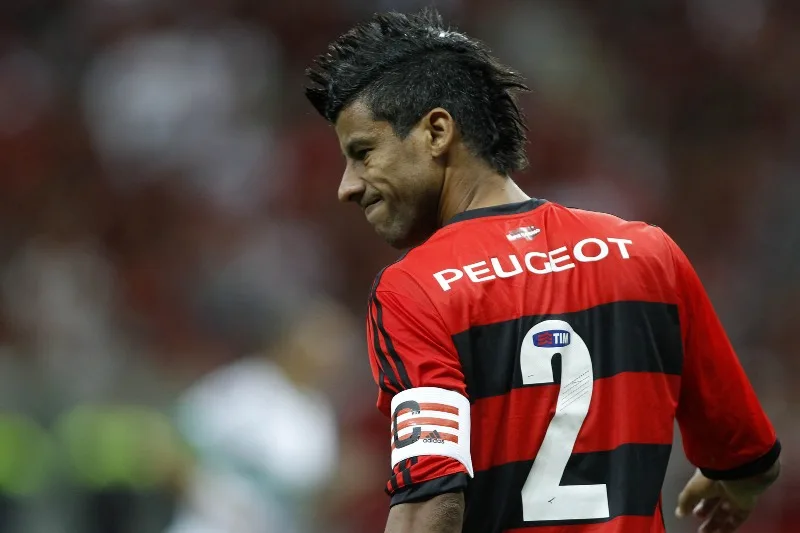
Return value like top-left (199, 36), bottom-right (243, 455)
top-left (343, 136), bottom-right (373, 157)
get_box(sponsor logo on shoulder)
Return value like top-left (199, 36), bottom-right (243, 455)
top-left (507, 226), bottom-right (541, 242)
top-left (533, 330), bottom-right (571, 348)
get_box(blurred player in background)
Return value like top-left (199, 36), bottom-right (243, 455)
top-left (164, 287), bottom-right (350, 533)
top-left (305, 8), bottom-right (780, 533)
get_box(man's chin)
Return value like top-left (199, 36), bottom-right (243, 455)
top-left (374, 228), bottom-right (406, 250)
top-left (375, 224), bottom-right (429, 251)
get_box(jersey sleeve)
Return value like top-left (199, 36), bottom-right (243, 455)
top-left (665, 233), bottom-right (780, 480)
top-left (367, 267), bottom-right (471, 506)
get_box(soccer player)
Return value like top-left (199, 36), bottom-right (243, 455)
top-left (305, 9), bottom-right (780, 533)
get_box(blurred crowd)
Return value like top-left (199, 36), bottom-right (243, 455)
top-left (0, 0), bottom-right (797, 531)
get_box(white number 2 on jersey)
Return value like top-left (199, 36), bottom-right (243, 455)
top-left (519, 320), bottom-right (610, 522)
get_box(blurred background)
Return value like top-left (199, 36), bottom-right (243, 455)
top-left (0, 0), bottom-right (797, 531)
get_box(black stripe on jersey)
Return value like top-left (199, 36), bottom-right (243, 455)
top-left (453, 301), bottom-right (682, 401)
top-left (701, 439), bottom-right (781, 481)
top-left (370, 300), bottom-right (400, 394)
top-left (369, 267), bottom-right (414, 393)
top-left (463, 443), bottom-right (672, 533)
top-left (445, 198), bottom-right (547, 226)
top-left (377, 366), bottom-right (387, 394)
top-left (386, 457), bottom-right (418, 496)
top-left (371, 269), bottom-right (413, 391)
top-left (373, 294), bottom-right (413, 390)
top-left (402, 458), bottom-right (413, 488)
top-left (388, 468), bottom-right (399, 493)
top-left (390, 472), bottom-right (470, 507)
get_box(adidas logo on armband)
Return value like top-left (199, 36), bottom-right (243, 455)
top-left (423, 430), bottom-right (446, 444)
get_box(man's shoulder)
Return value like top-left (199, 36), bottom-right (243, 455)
top-left (561, 203), bottom-right (660, 230)
top-left (373, 227), bottom-right (461, 280)
top-left (561, 205), bottom-right (670, 250)
top-left (370, 250), bottom-right (427, 299)
top-left (369, 235), bottom-right (462, 306)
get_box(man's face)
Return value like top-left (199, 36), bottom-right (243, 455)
top-left (334, 101), bottom-right (443, 249)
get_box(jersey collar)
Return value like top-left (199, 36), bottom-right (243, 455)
top-left (444, 198), bottom-right (547, 226)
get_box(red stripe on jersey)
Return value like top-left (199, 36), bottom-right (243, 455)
top-left (508, 514), bottom-right (661, 533)
top-left (397, 403), bottom-right (459, 416)
top-left (395, 417), bottom-right (459, 432)
top-left (471, 372), bottom-right (680, 471)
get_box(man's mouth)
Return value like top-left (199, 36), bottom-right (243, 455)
top-left (362, 196), bottom-right (380, 209)
top-left (365, 199), bottom-right (382, 217)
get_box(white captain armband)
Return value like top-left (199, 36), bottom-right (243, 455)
top-left (390, 387), bottom-right (473, 477)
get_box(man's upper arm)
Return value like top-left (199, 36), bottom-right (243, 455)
top-left (366, 267), bottom-right (472, 506)
top-left (665, 232), bottom-right (780, 479)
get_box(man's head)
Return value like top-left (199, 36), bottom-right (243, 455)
top-left (305, 9), bottom-right (529, 248)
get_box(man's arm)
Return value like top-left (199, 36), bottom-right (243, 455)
top-left (365, 269), bottom-right (472, 531)
top-left (662, 230), bottom-right (780, 532)
top-left (385, 492), bottom-right (465, 533)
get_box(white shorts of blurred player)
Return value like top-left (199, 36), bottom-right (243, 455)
top-left (164, 357), bottom-right (338, 533)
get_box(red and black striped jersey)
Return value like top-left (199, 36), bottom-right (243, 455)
top-left (366, 199), bottom-right (779, 533)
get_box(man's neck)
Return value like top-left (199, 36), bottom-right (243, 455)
top-left (438, 169), bottom-right (530, 225)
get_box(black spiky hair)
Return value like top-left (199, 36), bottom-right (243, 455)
top-left (305, 8), bottom-right (530, 175)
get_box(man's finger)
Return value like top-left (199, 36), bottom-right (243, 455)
top-left (699, 500), bottom-right (748, 533)
top-left (693, 497), bottom-right (720, 520)
top-left (699, 500), bottom-right (729, 533)
top-left (676, 471), bottom-right (719, 518)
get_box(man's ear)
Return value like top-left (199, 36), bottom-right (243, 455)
top-left (423, 108), bottom-right (456, 158)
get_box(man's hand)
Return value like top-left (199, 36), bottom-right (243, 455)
top-left (385, 492), bottom-right (465, 533)
top-left (675, 461), bottom-right (780, 533)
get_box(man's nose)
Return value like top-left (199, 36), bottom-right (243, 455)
top-left (338, 164), bottom-right (365, 203)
